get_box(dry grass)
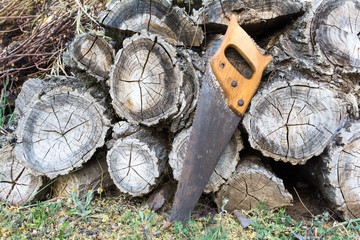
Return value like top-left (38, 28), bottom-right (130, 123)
top-left (0, 0), bottom-right (106, 94)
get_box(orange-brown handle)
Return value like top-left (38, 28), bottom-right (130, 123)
top-left (210, 15), bottom-right (272, 116)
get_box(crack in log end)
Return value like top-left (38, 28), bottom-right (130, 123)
top-left (111, 36), bottom-right (183, 125)
top-left (100, 0), bottom-right (203, 47)
top-left (244, 79), bottom-right (346, 164)
top-left (311, 0), bottom-right (360, 67)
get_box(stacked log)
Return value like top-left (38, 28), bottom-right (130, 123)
top-left (307, 122), bottom-right (360, 220)
top-left (0, 146), bottom-right (46, 206)
top-left (14, 77), bottom-right (111, 179)
top-left (106, 122), bottom-right (169, 196)
top-left (99, 0), bottom-right (204, 47)
top-left (109, 34), bottom-right (199, 131)
top-left (193, 0), bottom-right (303, 35)
top-left (214, 156), bottom-right (293, 212)
top-left (63, 33), bottom-right (115, 81)
top-left (242, 78), bottom-right (348, 165)
top-left (52, 151), bottom-right (114, 198)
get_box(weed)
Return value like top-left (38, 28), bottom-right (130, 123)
top-left (68, 189), bottom-right (94, 221)
top-left (0, 74), bottom-right (15, 129)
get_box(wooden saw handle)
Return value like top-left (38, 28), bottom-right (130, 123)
top-left (210, 15), bottom-right (272, 116)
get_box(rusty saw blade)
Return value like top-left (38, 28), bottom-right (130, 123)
top-left (170, 65), bottom-right (240, 223)
top-left (170, 15), bottom-right (272, 224)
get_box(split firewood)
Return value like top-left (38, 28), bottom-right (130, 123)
top-left (193, 0), bottom-right (303, 34)
top-left (52, 151), bottom-right (114, 198)
top-left (0, 146), bottom-right (46, 206)
top-left (107, 122), bottom-right (169, 196)
top-left (243, 78), bottom-right (347, 165)
top-left (64, 33), bottom-right (115, 81)
top-left (109, 34), bottom-right (199, 131)
top-left (169, 128), bottom-right (243, 193)
top-left (99, 0), bottom-right (204, 47)
top-left (311, 122), bottom-right (360, 220)
top-left (214, 156), bottom-right (293, 212)
top-left (14, 77), bottom-right (111, 179)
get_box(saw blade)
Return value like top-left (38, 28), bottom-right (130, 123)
top-left (170, 64), bottom-right (241, 223)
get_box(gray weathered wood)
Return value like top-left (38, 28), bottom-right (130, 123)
top-left (99, 0), bottom-right (204, 47)
top-left (107, 124), bottom-right (169, 196)
top-left (0, 146), bottom-right (45, 206)
top-left (312, 122), bottom-right (360, 220)
top-left (214, 156), bottom-right (293, 212)
top-left (52, 152), bottom-right (114, 198)
top-left (169, 128), bottom-right (243, 193)
top-left (14, 77), bottom-right (111, 179)
top-left (64, 33), bottom-right (115, 81)
top-left (311, 0), bottom-right (360, 71)
top-left (193, 0), bottom-right (303, 34)
top-left (243, 78), bottom-right (347, 165)
top-left (110, 34), bottom-right (199, 130)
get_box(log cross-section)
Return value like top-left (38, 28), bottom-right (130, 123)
top-left (0, 146), bottom-right (44, 206)
top-left (65, 33), bottom-right (115, 81)
top-left (14, 77), bottom-right (111, 179)
top-left (316, 122), bottom-right (360, 220)
top-left (99, 0), bottom-right (204, 47)
top-left (311, 0), bottom-right (360, 68)
top-left (107, 127), bottom-right (168, 196)
top-left (194, 0), bottom-right (303, 35)
top-left (215, 156), bottom-right (293, 212)
top-left (243, 79), bottom-right (347, 165)
top-left (110, 35), bottom-right (198, 127)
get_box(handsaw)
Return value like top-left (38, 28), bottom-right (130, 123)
top-left (170, 15), bottom-right (272, 224)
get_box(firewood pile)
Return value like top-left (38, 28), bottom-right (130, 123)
top-left (1, 0), bottom-right (359, 220)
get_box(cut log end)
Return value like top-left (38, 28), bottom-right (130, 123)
top-left (100, 0), bottom-right (203, 47)
top-left (311, 0), bottom-right (360, 68)
top-left (14, 77), bottom-right (111, 179)
top-left (195, 0), bottom-right (303, 36)
top-left (107, 129), bottom-right (168, 196)
top-left (243, 79), bottom-right (347, 164)
top-left (318, 122), bottom-right (360, 219)
top-left (215, 156), bottom-right (293, 212)
top-left (67, 33), bottom-right (115, 80)
top-left (110, 35), bottom-right (198, 127)
top-left (0, 146), bottom-right (44, 206)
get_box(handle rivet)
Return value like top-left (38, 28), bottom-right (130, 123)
top-left (231, 81), bottom-right (238, 87)
top-left (219, 62), bottom-right (225, 68)
top-left (238, 99), bottom-right (244, 106)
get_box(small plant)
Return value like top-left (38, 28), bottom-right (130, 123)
top-left (0, 74), bottom-right (15, 129)
top-left (68, 189), bottom-right (94, 221)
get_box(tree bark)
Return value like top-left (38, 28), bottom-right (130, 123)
top-left (169, 128), bottom-right (243, 193)
top-left (99, 0), bottom-right (204, 47)
top-left (214, 156), bottom-right (293, 212)
top-left (52, 151), bottom-right (114, 198)
top-left (64, 33), bottom-right (115, 81)
top-left (14, 77), bottom-right (111, 179)
top-left (193, 0), bottom-right (303, 35)
top-left (110, 34), bottom-right (199, 131)
top-left (0, 146), bottom-right (46, 206)
top-left (310, 122), bottom-right (360, 220)
top-left (243, 78), bottom-right (347, 165)
top-left (107, 123), bottom-right (169, 196)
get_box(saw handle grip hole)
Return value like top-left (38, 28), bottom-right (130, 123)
top-left (225, 47), bottom-right (254, 80)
